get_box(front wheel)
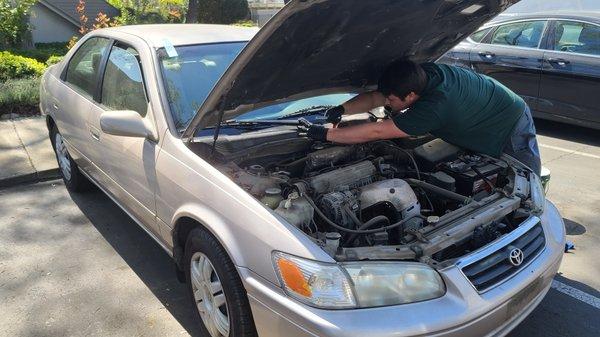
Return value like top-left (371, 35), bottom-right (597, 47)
top-left (50, 125), bottom-right (91, 192)
top-left (184, 228), bottom-right (257, 337)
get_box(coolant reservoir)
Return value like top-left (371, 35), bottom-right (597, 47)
top-left (274, 192), bottom-right (314, 229)
top-left (261, 188), bottom-right (283, 209)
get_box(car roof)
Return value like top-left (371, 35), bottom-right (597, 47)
top-left (101, 24), bottom-right (259, 48)
top-left (486, 11), bottom-right (600, 26)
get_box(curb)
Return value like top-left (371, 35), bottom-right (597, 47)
top-left (0, 168), bottom-right (61, 189)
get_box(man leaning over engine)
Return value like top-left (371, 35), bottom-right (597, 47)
top-left (301, 59), bottom-right (542, 176)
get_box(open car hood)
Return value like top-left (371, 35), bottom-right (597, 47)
top-left (182, 0), bottom-right (519, 139)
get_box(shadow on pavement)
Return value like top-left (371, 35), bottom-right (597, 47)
top-left (534, 118), bottom-right (600, 147)
top-left (563, 218), bottom-right (586, 236)
top-left (67, 188), bottom-right (204, 337)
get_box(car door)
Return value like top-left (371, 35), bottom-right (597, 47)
top-left (439, 27), bottom-right (493, 68)
top-left (539, 20), bottom-right (600, 124)
top-left (86, 41), bottom-right (161, 235)
top-left (53, 37), bottom-right (111, 170)
top-left (470, 20), bottom-right (548, 110)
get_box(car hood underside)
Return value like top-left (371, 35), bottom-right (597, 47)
top-left (183, 0), bottom-right (520, 137)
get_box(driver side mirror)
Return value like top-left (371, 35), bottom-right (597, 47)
top-left (100, 110), bottom-right (158, 142)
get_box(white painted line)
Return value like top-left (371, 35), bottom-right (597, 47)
top-left (539, 144), bottom-right (600, 160)
top-left (551, 280), bottom-right (600, 310)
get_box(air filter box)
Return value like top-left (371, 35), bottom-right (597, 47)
top-left (414, 139), bottom-right (460, 171)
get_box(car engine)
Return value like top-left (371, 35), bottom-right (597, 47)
top-left (203, 130), bottom-right (533, 264)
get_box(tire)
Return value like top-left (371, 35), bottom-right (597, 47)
top-left (184, 228), bottom-right (257, 337)
top-left (50, 125), bottom-right (91, 192)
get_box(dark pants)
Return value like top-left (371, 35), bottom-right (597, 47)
top-left (503, 105), bottom-right (542, 176)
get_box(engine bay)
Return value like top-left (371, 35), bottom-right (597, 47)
top-left (191, 127), bottom-right (535, 266)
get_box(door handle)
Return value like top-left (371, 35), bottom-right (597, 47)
top-left (548, 58), bottom-right (570, 66)
top-left (52, 103), bottom-right (59, 110)
top-left (90, 128), bottom-right (100, 141)
top-left (478, 51), bottom-right (495, 59)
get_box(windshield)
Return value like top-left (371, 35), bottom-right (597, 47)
top-left (235, 93), bottom-right (355, 120)
top-left (158, 42), bottom-right (356, 132)
top-left (159, 42), bottom-right (246, 130)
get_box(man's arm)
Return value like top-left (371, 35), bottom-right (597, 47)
top-left (341, 91), bottom-right (387, 115)
top-left (326, 119), bottom-right (410, 144)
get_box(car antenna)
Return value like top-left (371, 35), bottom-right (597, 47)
top-left (210, 96), bottom-right (228, 159)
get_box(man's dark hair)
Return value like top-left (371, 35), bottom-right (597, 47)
top-left (378, 59), bottom-right (427, 98)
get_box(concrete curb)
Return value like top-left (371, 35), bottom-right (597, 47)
top-left (0, 168), bottom-right (61, 189)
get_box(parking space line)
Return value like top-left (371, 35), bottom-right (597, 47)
top-left (539, 144), bottom-right (600, 160)
top-left (551, 280), bottom-right (600, 310)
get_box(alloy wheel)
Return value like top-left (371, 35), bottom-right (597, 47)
top-left (190, 252), bottom-right (230, 337)
top-left (54, 132), bottom-right (72, 181)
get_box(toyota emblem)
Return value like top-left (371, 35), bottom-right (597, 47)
top-left (508, 248), bottom-right (524, 266)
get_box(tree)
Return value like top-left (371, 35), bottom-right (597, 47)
top-left (0, 0), bottom-right (36, 48)
top-left (186, 0), bottom-right (199, 23)
top-left (189, 0), bottom-right (249, 24)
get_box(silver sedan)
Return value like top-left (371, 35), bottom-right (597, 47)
top-left (40, 1), bottom-right (565, 336)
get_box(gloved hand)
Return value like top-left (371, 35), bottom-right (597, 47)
top-left (298, 119), bottom-right (329, 141)
top-left (324, 105), bottom-right (345, 124)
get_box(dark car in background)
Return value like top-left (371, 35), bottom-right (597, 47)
top-left (439, 12), bottom-right (600, 129)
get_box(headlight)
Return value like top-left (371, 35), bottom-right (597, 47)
top-left (272, 252), bottom-right (445, 309)
top-left (272, 252), bottom-right (356, 308)
top-left (529, 173), bottom-right (545, 214)
top-left (343, 262), bottom-right (445, 307)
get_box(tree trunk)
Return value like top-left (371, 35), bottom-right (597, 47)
top-left (186, 0), bottom-right (199, 23)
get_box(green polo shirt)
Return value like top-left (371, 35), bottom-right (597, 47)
top-left (392, 63), bottom-right (525, 156)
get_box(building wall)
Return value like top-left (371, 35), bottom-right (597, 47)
top-left (29, 3), bottom-right (77, 43)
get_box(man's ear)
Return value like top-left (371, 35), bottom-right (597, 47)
top-left (404, 92), bottom-right (419, 102)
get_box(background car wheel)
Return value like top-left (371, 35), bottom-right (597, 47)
top-left (50, 125), bottom-right (91, 192)
top-left (184, 228), bottom-right (257, 337)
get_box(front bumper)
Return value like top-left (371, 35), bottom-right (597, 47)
top-left (240, 201), bottom-right (565, 337)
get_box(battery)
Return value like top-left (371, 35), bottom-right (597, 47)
top-left (442, 159), bottom-right (504, 196)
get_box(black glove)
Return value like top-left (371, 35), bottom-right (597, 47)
top-left (298, 119), bottom-right (329, 141)
top-left (325, 105), bottom-right (345, 124)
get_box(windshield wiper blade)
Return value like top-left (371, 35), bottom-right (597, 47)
top-left (276, 105), bottom-right (334, 119)
top-left (219, 119), bottom-right (300, 127)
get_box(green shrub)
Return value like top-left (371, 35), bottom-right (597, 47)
top-left (0, 77), bottom-right (41, 115)
top-left (46, 55), bottom-right (64, 67)
top-left (232, 20), bottom-right (257, 27)
top-left (0, 51), bottom-right (46, 81)
top-left (8, 42), bottom-right (68, 63)
top-left (196, 0), bottom-right (249, 24)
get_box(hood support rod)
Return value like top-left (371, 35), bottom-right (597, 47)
top-left (210, 96), bottom-right (228, 159)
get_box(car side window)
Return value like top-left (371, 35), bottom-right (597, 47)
top-left (65, 37), bottom-right (111, 98)
top-left (552, 21), bottom-right (600, 56)
top-left (470, 28), bottom-right (492, 43)
top-left (490, 21), bottom-right (546, 48)
top-left (101, 44), bottom-right (148, 116)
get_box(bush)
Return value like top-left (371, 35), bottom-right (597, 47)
top-left (46, 55), bottom-right (64, 67)
top-left (196, 0), bottom-right (249, 24)
top-left (232, 19), bottom-right (257, 27)
top-left (9, 42), bottom-right (69, 63)
top-left (0, 77), bottom-right (41, 115)
top-left (0, 51), bottom-right (46, 81)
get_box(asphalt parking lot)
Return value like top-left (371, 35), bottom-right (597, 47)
top-left (0, 119), bottom-right (598, 337)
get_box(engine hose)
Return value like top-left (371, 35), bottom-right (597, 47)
top-left (304, 195), bottom-right (423, 234)
top-left (405, 178), bottom-right (472, 204)
top-left (343, 208), bottom-right (390, 246)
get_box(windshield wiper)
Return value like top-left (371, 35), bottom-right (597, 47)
top-left (219, 119), bottom-right (300, 127)
top-left (275, 105), bottom-right (334, 119)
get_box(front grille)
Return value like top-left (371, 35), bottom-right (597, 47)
top-left (461, 222), bottom-right (546, 292)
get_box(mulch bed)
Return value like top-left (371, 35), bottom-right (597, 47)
top-left (0, 105), bottom-right (40, 119)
